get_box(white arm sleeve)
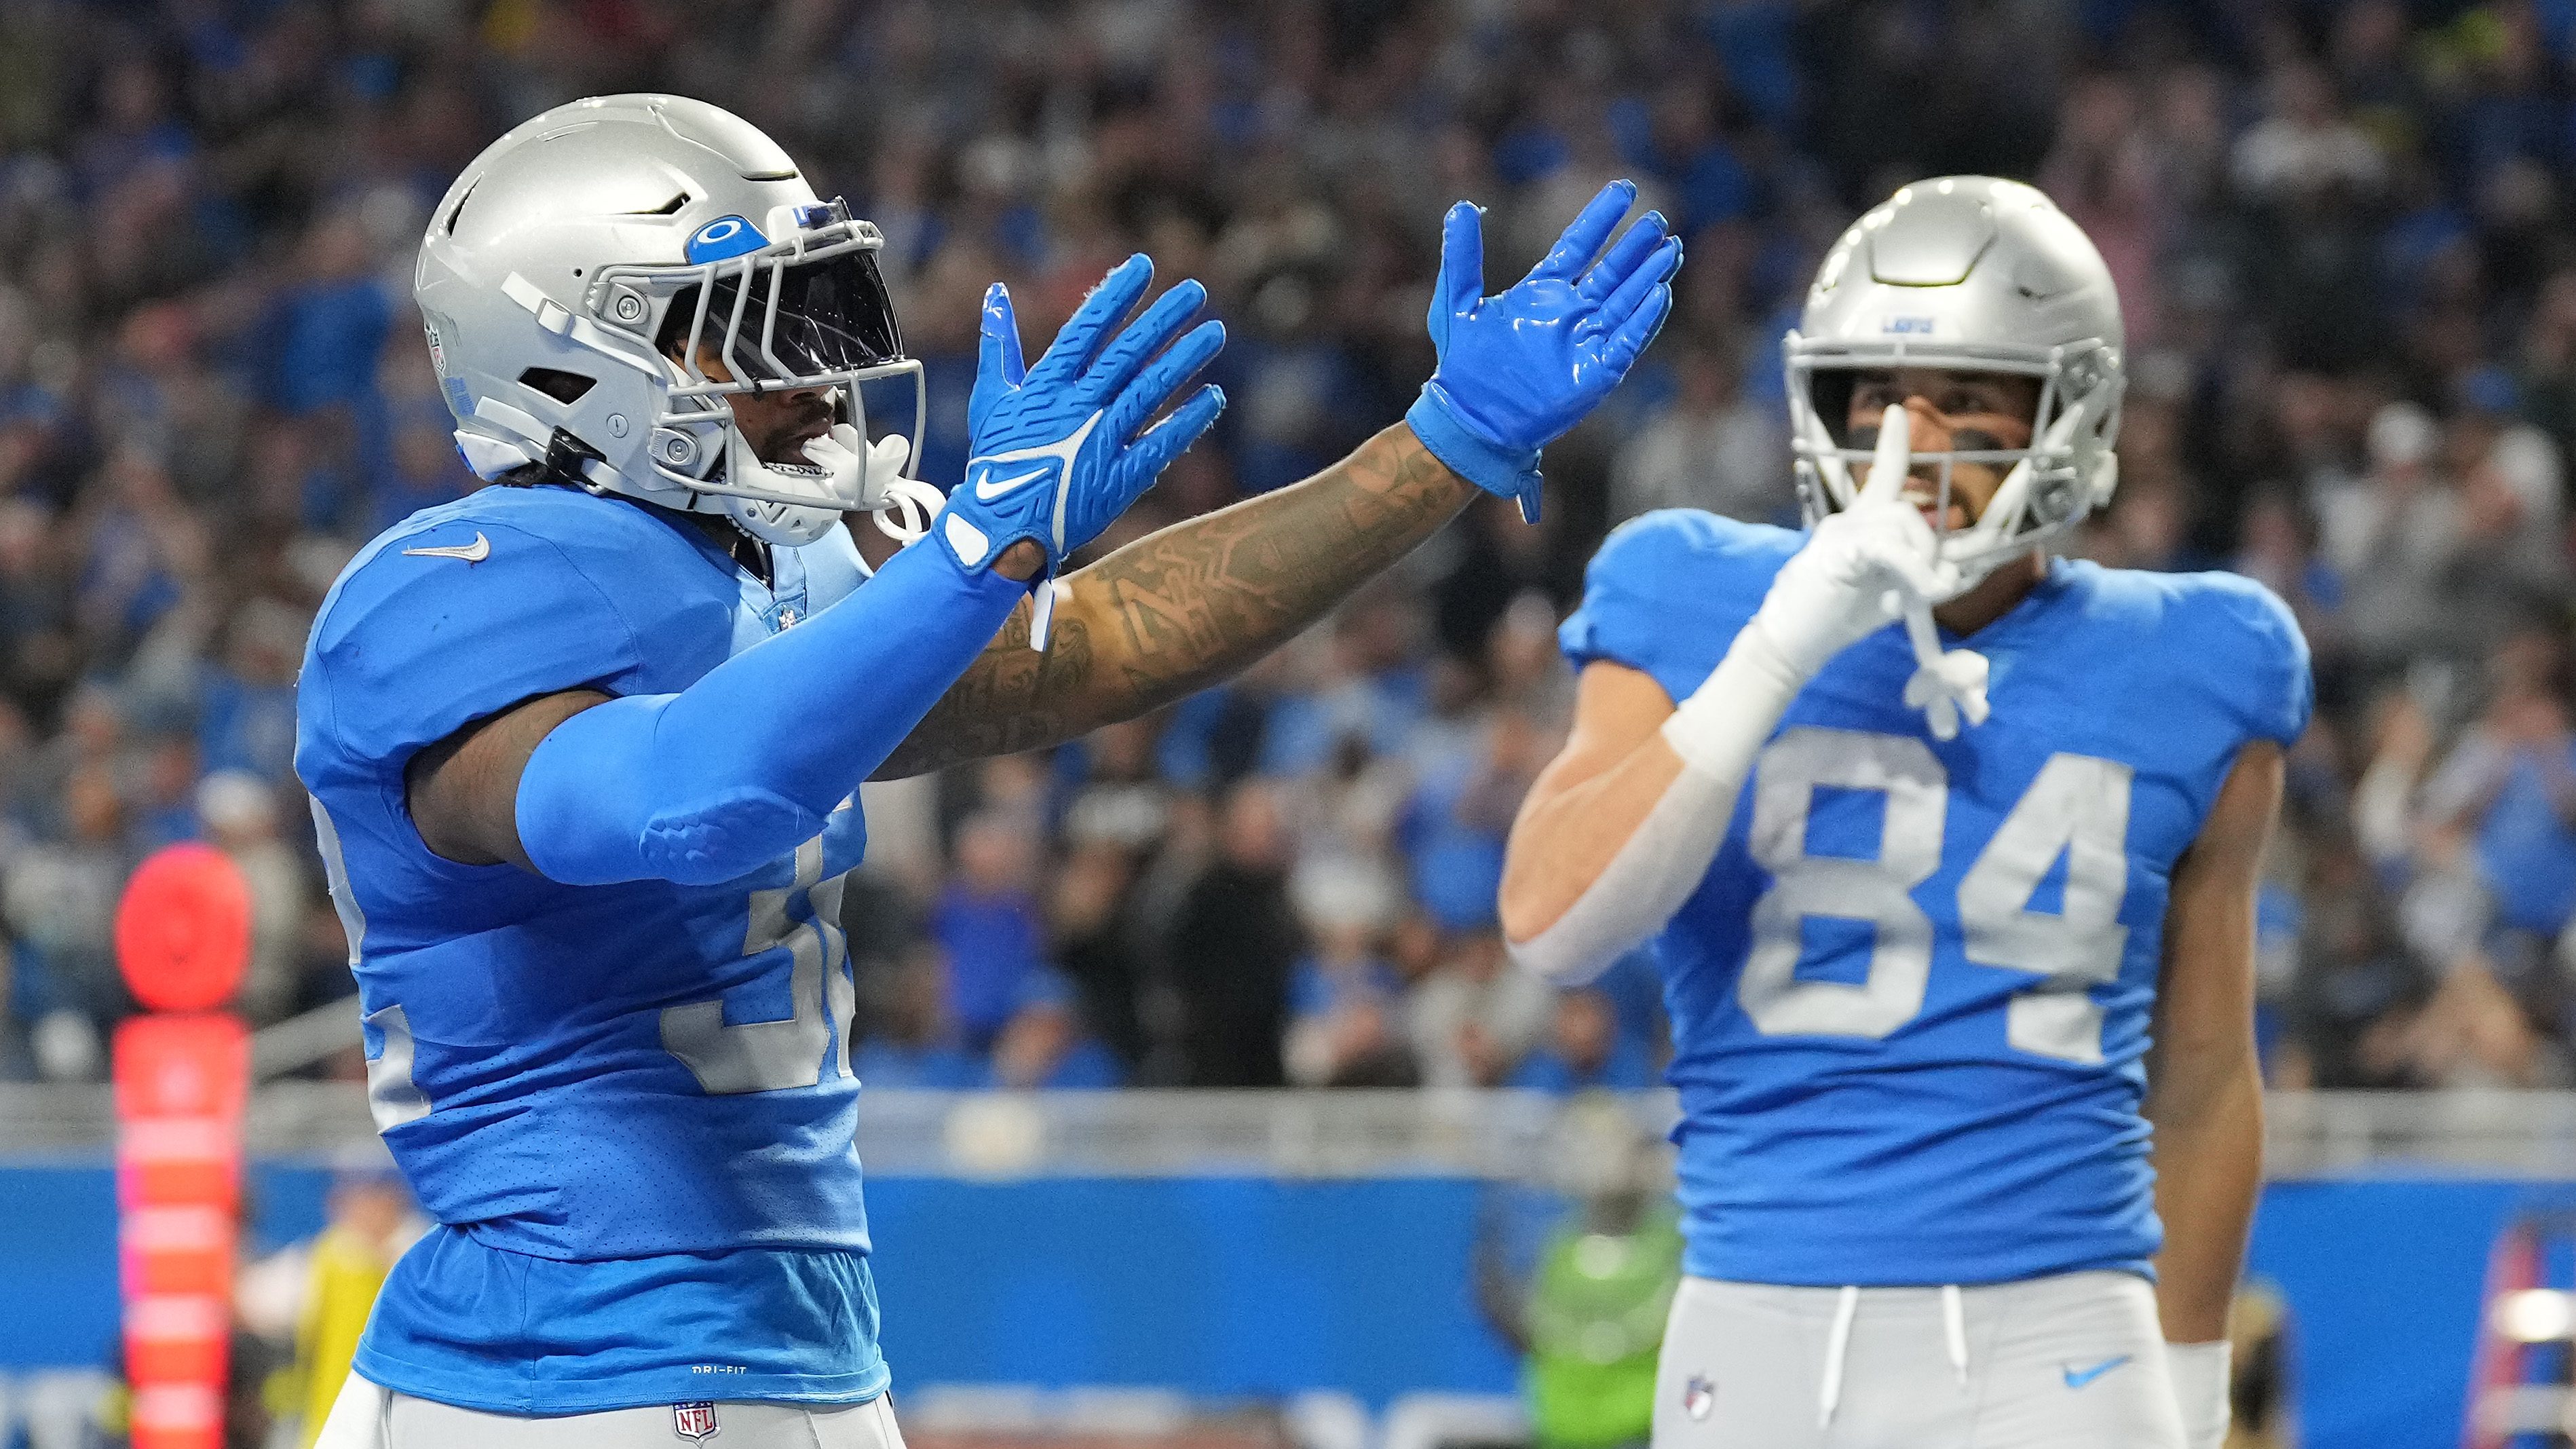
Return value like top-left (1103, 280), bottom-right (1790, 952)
top-left (1506, 622), bottom-right (1805, 985)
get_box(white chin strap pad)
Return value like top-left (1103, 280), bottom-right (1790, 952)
top-left (454, 429), bottom-right (542, 481)
top-left (719, 423), bottom-right (865, 546)
top-left (805, 424), bottom-right (896, 509)
top-left (719, 424), bottom-right (931, 549)
top-left (814, 427), bottom-right (944, 548)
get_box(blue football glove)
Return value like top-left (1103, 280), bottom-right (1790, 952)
top-left (938, 253), bottom-right (1226, 650)
top-left (1405, 179), bottom-right (1682, 523)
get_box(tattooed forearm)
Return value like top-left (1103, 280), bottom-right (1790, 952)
top-left (872, 424), bottom-right (1479, 779)
top-left (1093, 423), bottom-right (1473, 700)
top-left (873, 592), bottom-right (1093, 775)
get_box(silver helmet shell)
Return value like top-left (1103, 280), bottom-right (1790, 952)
top-left (1785, 176), bottom-right (2125, 586)
top-left (414, 94), bottom-right (926, 545)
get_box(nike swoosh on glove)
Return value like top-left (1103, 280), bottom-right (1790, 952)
top-left (1405, 178), bottom-right (1682, 523)
top-left (1745, 406), bottom-right (1967, 680)
top-left (938, 253), bottom-right (1226, 649)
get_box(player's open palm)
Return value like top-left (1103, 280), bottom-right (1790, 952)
top-left (937, 255), bottom-right (1226, 597)
top-left (1407, 178), bottom-right (1683, 521)
top-left (1749, 406), bottom-right (1964, 678)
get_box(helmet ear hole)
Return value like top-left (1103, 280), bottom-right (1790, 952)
top-left (518, 367), bottom-right (596, 403)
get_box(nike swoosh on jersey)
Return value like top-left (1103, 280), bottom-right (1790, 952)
top-left (971, 463), bottom-right (1053, 501)
top-left (2061, 1355), bottom-right (2132, 1389)
top-left (400, 531), bottom-right (491, 563)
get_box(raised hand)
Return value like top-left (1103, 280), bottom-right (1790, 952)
top-left (937, 254), bottom-right (1226, 649)
top-left (1746, 407), bottom-right (1965, 681)
top-left (1405, 179), bottom-right (1683, 522)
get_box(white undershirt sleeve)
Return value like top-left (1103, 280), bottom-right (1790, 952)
top-left (1507, 621), bottom-right (1806, 985)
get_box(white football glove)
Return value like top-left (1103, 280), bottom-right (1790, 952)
top-left (1746, 406), bottom-right (1964, 679)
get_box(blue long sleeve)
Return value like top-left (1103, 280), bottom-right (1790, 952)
top-left (515, 537), bottom-right (1025, 886)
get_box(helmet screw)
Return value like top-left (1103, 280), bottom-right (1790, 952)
top-left (611, 290), bottom-right (646, 324)
top-left (607, 414), bottom-right (628, 438)
top-left (656, 430), bottom-right (696, 466)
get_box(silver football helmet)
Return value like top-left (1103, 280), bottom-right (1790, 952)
top-left (1786, 176), bottom-right (2125, 586)
top-left (415, 94), bottom-right (942, 546)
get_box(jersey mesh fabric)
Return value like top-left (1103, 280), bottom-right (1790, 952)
top-left (295, 484), bottom-right (891, 1411)
top-left (1560, 510), bottom-right (2311, 1287)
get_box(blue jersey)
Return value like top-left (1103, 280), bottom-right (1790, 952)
top-left (295, 483), bottom-right (888, 1414)
top-left (1560, 511), bottom-right (2310, 1289)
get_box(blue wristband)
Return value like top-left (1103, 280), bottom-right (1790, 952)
top-left (1406, 385), bottom-right (1542, 523)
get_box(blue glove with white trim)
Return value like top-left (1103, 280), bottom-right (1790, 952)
top-left (937, 253), bottom-right (1226, 649)
top-left (1405, 179), bottom-right (1682, 523)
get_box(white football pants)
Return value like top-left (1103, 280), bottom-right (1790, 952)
top-left (1652, 1271), bottom-right (2186, 1449)
top-left (311, 1372), bottom-right (907, 1449)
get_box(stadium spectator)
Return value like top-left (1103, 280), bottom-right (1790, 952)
top-left (284, 1165), bottom-right (425, 1448)
top-left (1165, 780), bottom-right (1302, 1088)
top-left (197, 768), bottom-right (306, 1025)
top-left (850, 947), bottom-right (983, 1092)
top-left (2232, 63), bottom-right (2389, 204)
top-left (1409, 927), bottom-right (1552, 1090)
top-left (0, 939), bottom-right (32, 1082)
top-left (1283, 855), bottom-right (1416, 1088)
top-left (1510, 989), bottom-right (1656, 1095)
top-left (2417, 627), bottom-right (2576, 946)
top-left (981, 971), bottom-right (1124, 1091)
top-left (933, 810), bottom-right (1049, 1055)
top-left (1049, 717), bottom-right (1173, 1068)
top-left (5, 761), bottom-right (131, 1048)
top-left (2321, 402), bottom-right (2463, 684)
top-left (2279, 829), bottom-right (2434, 1089)
top-left (1605, 342), bottom-right (1788, 523)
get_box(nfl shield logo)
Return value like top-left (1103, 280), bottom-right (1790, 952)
top-left (671, 1401), bottom-right (720, 1442)
top-left (1682, 1375), bottom-right (1716, 1421)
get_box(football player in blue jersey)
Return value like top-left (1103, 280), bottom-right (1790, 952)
top-left (299, 94), bottom-right (1678, 1448)
top-left (1499, 176), bottom-right (2308, 1449)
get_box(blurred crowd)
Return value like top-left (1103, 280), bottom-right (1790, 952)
top-left (3, 0), bottom-right (2576, 1094)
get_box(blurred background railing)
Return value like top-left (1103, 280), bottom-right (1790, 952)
top-left (12, 1082), bottom-right (2576, 1178)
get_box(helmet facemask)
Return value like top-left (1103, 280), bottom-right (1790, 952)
top-left (598, 199), bottom-right (941, 547)
top-left (1786, 337), bottom-right (2124, 593)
